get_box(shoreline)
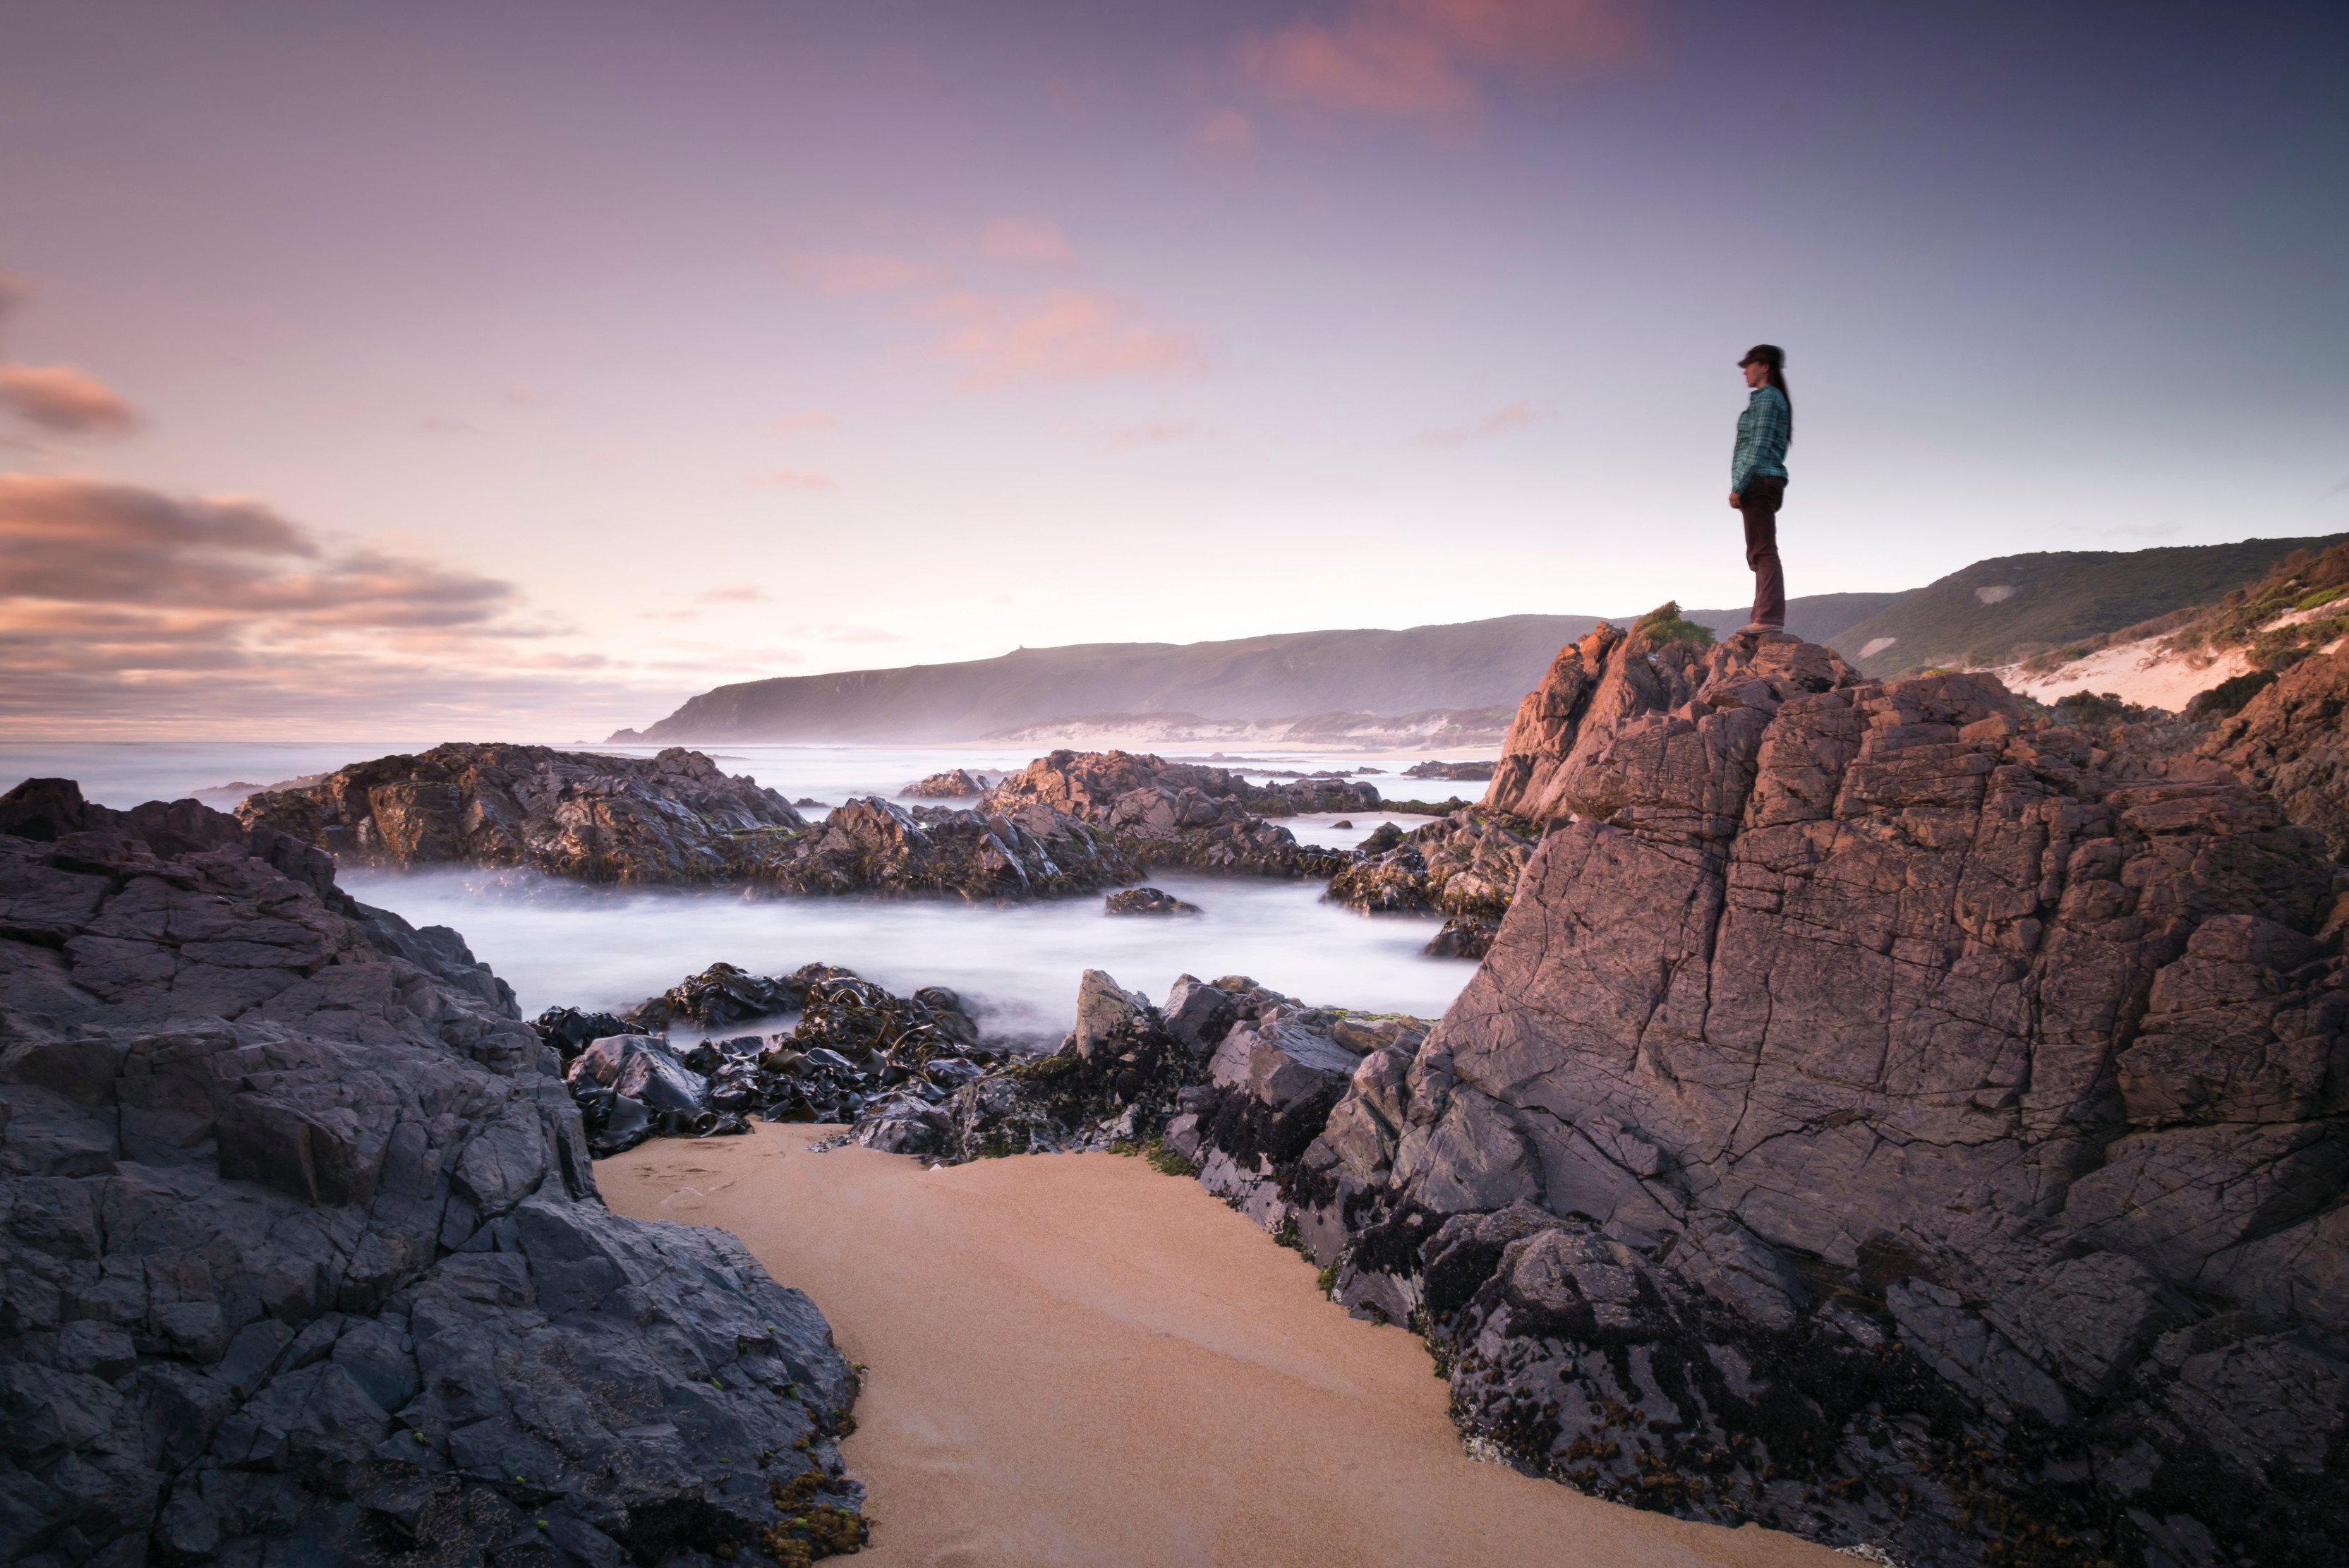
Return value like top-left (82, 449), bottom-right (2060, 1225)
top-left (603, 1123), bottom-right (1842, 1568)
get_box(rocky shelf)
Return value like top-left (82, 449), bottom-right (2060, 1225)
top-left (0, 780), bottom-right (867, 1566)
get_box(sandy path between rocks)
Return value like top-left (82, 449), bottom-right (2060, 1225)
top-left (602, 1123), bottom-right (1842, 1568)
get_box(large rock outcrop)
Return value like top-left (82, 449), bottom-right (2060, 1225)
top-left (236, 743), bottom-right (807, 883)
top-left (984, 750), bottom-right (1360, 878)
top-left (764, 796), bottom-right (1137, 898)
top-left (2207, 641), bottom-right (2349, 860)
top-left (0, 780), bottom-right (864, 1566)
top-left (238, 744), bottom-right (1142, 902)
top-left (1192, 629), bottom-right (2349, 1566)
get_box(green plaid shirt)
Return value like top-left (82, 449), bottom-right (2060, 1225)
top-left (1731, 384), bottom-right (1790, 494)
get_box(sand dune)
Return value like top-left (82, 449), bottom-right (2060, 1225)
top-left (603, 1124), bottom-right (1842, 1568)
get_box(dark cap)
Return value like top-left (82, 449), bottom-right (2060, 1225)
top-left (1739, 343), bottom-right (1785, 368)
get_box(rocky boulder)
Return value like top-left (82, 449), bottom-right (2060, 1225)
top-left (2207, 641), bottom-right (2349, 859)
top-left (236, 742), bottom-right (807, 883)
top-left (984, 750), bottom-right (1358, 879)
top-left (1291, 626), bottom-right (2349, 1565)
top-left (899, 768), bottom-right (989, 799)
top-left (1327, 809), bottom-right (1535, 922)
top-left (0, 779), bottom-right (863, 1567)
top-left (762, 795), bottom-right (1137, 900)
top-left (550, 962), bottom-right (997, 1155)
top-left (1403, 759), bottom-right (1497, 782)
top-left (1104, 886), bottom-right (1201, 916)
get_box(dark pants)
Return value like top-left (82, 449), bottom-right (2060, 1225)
top-left (1739, 476), bottom-right (1787, 629)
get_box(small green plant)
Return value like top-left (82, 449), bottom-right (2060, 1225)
top-left (1145, 1138), bottom-right (1196, 1178)
top-left (1633, 600), bottom-right (1716, 649)
top-left (1316, 1262), bottom-right (1339, 1297)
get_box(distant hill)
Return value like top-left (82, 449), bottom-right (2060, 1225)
top-left (615, 538), bottom-right (2335, 743)
top-left (622, 617), bottom-right (1607, 743)
top-left (1823, 535), bottom-right (2349, 676)
top-left (620, 596), bottom-right (1881, 744)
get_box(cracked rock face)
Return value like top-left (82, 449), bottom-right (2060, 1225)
top-left (236, 742), bottom-right (809, 885)
top-left (2206, 641), bottom-right (2349, 862)
top-left (1, 779), bottom-right (862, 1567)
top-left (984, 750), bottom-right (1357, 879)
top-left (1183, 629), bottom-right (2349, 1567)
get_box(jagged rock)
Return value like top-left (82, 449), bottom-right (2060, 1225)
top-left (1327, 808), bottom-right (1535, 919)
top-left (0, 779), bottom-right (862, 1567)
top-left (984, 750), bottom-right (1358, 879)
top-left (623, 960), bottom-right (803, 1032)
top-left (529, 1004), bottom-right (629, 1064)
top-left (547, 962), bottom-right (995, 1149)
top-left (762, 795), bottom-right (1137, 900)
top-left (1403, 759), bottom-right (1497, 781)
top-left (899, 768), bottom-right (989, 799)
top-left (1273, 627), bottom-right (2349, 1565)
top-left (235, 742), bottom-right (807, 883)
top-left (2207, 641), bottom-right (2349, 859)
top-left (1104, 886), bottom-right (1201, 916)
top-left (1423, 916), bottom-right (1497, 958)
top-left (1161, 974), bottom-right (1240, 1050)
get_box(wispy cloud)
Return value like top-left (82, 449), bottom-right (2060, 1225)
top-left (0, 363), bottom-right (140, 436)
top-left (1240, 0), bottom-right (1643, 128)
top-left (1421, 398), bottom-right (1554, 445)
top-left (766, 410), bottom-right (839, 435)
top-left (745, 467), bottom-right (835, 492)
top-left (418, 415), bottom-right (483, 436)
top-left (699, 584), bottom-right (770, 603)
top-left (1188, 108), bottom-right (1259, 164)
top-left (977, 217), bottom-right (1076, 267)
top-left (929, 289), bottom-right (1204, 387)
top-left (789, 251), bottom-right (934, 296)
top-left (0, 474), bottom-right (605, 735)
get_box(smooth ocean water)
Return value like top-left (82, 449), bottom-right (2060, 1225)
top-left (6, 740), bottom-right (1494, 1039)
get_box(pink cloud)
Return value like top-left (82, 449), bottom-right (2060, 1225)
top-left (1241, 0), bottom-right (1642, 124)
top-left (931, 289), bottom-right (1204, 387)
top-left (0, 363), bottom-right (140, 436)
top-left (1188, 108), bottom-right (1260, 163)
top-left (766, 409), bottom-right (839, 435)
top-left (746, 468), bottom-right (835, 492)
top-left (0, 474), bottom-right (510, 626)
top-left (700, 584), bottom-right (771, 603)
top-left (789, 251), bottom-right (934, 296)
top-left (1422, 398), bottom-right (1555, 445)
top-left (978, 217), bottom-right (1076, 267)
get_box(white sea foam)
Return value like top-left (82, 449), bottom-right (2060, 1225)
top-left (346, 867), bottom-right (1474, 1042)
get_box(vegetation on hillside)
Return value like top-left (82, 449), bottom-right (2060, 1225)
top-left (2161, 539), bottom-right (2349, 670)
top-left (1825, 534), bottom-right (2348, 677)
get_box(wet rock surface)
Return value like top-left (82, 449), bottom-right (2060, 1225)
top-left (0, 780), bottom-right (864, 1567)
top-left (1104, 886), bottom-right (1202, 917)
top-left (540, 962), bottom-right (997, 1157)
top-left (236, 742), bottom-right (809, 884)
top-left (1327, 809), bottom-right (1535, 924)
top-left (984, 749), bottom-right (1359, 879)
top-left (762, 795), bottom-right (1137, 900)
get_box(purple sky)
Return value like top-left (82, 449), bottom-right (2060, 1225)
top-left (2, 0), bottom-right (2343, 738)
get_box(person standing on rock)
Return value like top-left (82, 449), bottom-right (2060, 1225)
top-left (1729, 344), bottom-right (1792, 634)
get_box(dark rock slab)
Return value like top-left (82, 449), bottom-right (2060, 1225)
top-left (0, 780), bottom-right (863, 1567)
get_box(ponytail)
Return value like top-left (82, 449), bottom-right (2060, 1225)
top-left (1742, 342), bottom-right (1792, 443)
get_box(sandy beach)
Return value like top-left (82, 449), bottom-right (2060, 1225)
top-left (602, 1124), bottom-right (1843, 1568)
